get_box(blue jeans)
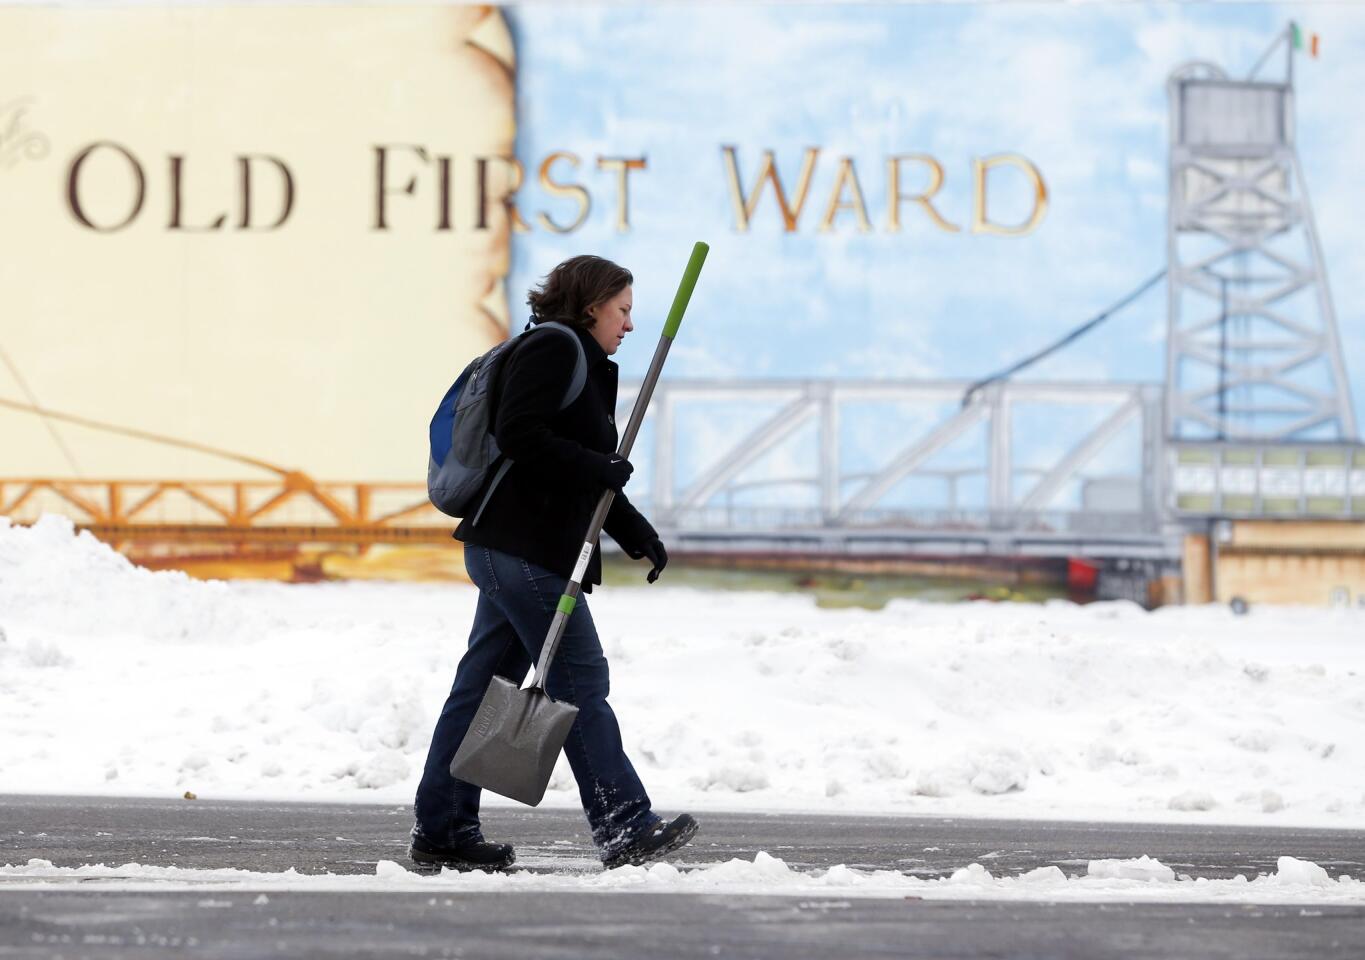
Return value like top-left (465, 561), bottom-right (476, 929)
top-left (413, 544), bottom-right (658, 856)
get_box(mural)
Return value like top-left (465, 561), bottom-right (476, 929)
top-left (2, 2), bottom-right (1361, 581)
top-left (0, 5), bottom-right (515, 484)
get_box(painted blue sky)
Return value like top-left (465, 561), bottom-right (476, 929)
top-left (506, 2), bottom-right (1365, 438)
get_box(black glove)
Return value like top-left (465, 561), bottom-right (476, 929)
top-left (588, 452), bottom-right (634, 492)
top-left (631, 537), bottom-right (668, 583)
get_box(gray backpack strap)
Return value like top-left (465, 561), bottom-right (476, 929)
top-left (468, 323), bottom-right (586, 527)
top-left (533, 321), bottom-right (588, 410)
top-left (469, 457), bottom-right (514, 527)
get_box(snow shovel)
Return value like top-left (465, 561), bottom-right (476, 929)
top-left (449, 241), bottom-right (710, 806)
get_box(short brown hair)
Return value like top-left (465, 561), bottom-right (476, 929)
top-left (526, 255), bottom-right (633, 330)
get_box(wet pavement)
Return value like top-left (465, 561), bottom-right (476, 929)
top-left (2, 794), bottom-right (1363, 959)
top-left (4, 793), bottom-right (1363, 880)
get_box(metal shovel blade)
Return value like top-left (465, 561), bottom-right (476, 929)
top-left (449, 676), bottom-right (580, 806)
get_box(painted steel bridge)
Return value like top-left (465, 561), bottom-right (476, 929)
top-left (5, 374), bottom-right (1363, 565)
top-left (2, 378), bottom-right (1176, 560)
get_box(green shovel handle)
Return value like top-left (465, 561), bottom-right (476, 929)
top-left (530, 241), bottom-right (709, 692)
top-left (663, 242), bottom-right (709, 340)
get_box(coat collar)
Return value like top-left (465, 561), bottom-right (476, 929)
top-left (571, 325), bottom-right (610, 367)
top-left (526, 318), bottom-right (610, 367)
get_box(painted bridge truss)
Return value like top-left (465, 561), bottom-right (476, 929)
top-left (0, 473), bottom-right (449, 547)
top-left (617, 378), bottom-right (1171, 558)
top-left (8, 376), bottom-right (1363, 559)
top-left (2, 379), bottom-right (1171, 558)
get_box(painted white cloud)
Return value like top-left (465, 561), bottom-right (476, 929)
top-left (509, 2), bottom-right (1364, 471)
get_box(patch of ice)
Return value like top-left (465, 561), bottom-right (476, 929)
top-left (1018, 865), bottom-right (1068, 885)
top-left (1086, 856), bottom-right (1175, 882)
top-left (949, 862), bottom-right (993, 884)
top-left (1268, 857), bottom-right (1332, 887)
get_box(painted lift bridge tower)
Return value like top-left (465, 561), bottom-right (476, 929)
top-left (1165, 39), bottom-right (1355, 443)
top-left (1164, 26), bottom-right (1364, 547)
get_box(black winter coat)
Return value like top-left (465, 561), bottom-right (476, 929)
top-left (454, 324), bottom-right (657, 590)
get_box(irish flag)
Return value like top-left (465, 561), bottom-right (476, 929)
top-left (1292, 23), bottom-right (1321, 58)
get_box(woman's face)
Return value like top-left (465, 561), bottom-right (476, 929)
top-left (587, 286), bottom-right (634, 356)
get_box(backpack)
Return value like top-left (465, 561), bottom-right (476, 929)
top-left (427, 321), bottom-right (587, 524)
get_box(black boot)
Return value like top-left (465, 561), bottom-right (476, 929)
top-left (602, 814), bottom-right (699, 870)
top-left (409, 834), bottom-right (516, 873)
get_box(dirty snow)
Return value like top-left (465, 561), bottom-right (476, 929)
top-left (1, 852), bottom-right (1362, 905)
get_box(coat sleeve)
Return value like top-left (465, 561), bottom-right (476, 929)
top-left (493, 331), bottom-right (597, 473)
top-left (603, 492), bottom-right (657, 556)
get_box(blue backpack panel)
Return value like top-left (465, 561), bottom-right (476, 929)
top-left (428, 321), bottom-right (587, 523)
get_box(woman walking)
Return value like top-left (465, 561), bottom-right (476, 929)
top-left (411, 255), bottom-right (697, 872)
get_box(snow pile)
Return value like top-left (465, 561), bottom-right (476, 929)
top-left (3, 853), bottom-right (1362, 905)
top-left (0, 515), bottom-right (261, 644)
top-left (1, 516), bottom-right (1364, 827)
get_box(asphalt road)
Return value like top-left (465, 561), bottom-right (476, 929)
top-left (3, 794), bottom-right (1364, 959)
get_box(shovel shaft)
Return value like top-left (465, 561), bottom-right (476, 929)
top-left (530, 242), bottom-right (708, 690)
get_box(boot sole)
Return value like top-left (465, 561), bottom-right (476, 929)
top-left (409, 846), bottom-right (516, 874)
top-left (603, 815), bottom-right (699, 870)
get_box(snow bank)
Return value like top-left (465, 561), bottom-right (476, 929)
top-left (1, 515), bottom-right (1364, 827)
top-left (0, 515), bottom-right (264, 644)
top-left (3, 853), bottom-right (1362, 905)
